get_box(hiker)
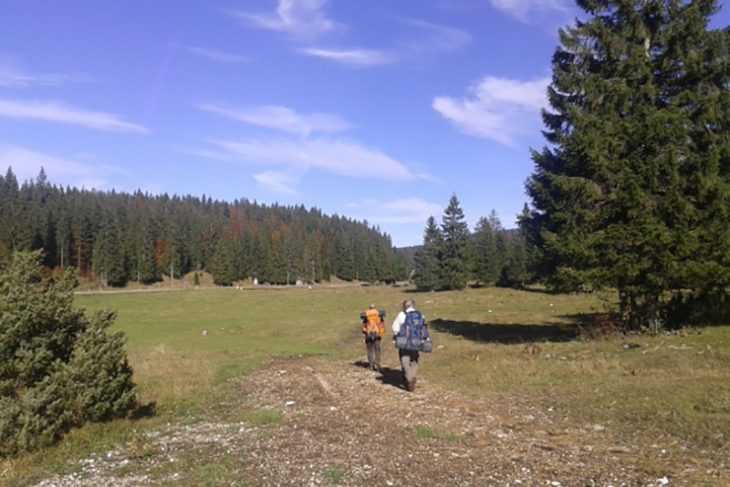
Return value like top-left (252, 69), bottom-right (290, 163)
top-left (361, 304), bottom-right (385, 371)
top-left (392, 299), bottom-right (429, 391)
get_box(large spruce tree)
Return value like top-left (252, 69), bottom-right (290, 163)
top-left (413, 216), bottom-right (443, 290)
top-left (440, 195), bottom-right (471, 290)
top-left (526, 0), bottom-right (729, 330)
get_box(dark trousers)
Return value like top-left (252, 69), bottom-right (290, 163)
top-left (399, 349), bottom-right (419, 389)
top-left (365, 338), bottom-right (381, 370)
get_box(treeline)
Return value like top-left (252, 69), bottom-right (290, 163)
top-left (0, 168), bottom-right (408, 286)
top-left (412, 195), bottom-right (532, 291)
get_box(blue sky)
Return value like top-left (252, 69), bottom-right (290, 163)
top-left (1, 1), bottom-right (728, 247)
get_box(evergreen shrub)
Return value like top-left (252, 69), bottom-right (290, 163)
top-left (0, 251), bottom-right (137, 457)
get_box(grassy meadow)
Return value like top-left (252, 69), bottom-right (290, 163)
top-left (3, 284), bottom-right (729, 483)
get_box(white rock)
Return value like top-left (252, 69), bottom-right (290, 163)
top-left (285, 400), bottom-right (296, 406)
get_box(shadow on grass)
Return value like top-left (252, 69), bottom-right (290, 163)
top-left (130, 401), bottom-right (157, 420)
top-left (430, 318), bottom-right (580, 344)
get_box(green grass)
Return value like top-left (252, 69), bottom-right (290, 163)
top-left (414, 425), bottom-right (461, 442)
top-left (322, 466), bottom-right (345, 484)
top-left (2, 284), bottom-right (729, 483)
top-left (234, 409), bottom-right (284, 426)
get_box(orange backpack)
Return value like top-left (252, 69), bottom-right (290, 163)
top-left (362, 308), bottom-right (385, 339)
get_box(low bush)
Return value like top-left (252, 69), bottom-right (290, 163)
top-left (0, 251), bottom-right (137, 457)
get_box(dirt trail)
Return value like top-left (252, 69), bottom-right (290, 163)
top-left (34, 357), bottom-right (719, 486)
top-left (231, 358), bottom-right (649, 486)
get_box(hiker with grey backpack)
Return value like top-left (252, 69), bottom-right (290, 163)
top-left (392, 299), bottom-right (432, 392)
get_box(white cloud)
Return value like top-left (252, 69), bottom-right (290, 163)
top-left (198, 103), bottom-right (351, 136)
top-left (0, 60), bottom-right (92, 88)
top-left (229, 0), bottom-right (340, 40)
top-left (0, 143), bottom-right (120, 189)
top-left (0, 99), bottom-right (148, 133)
top-left (185, 46), bottom-right (249, 64)
top-left (254, 170), bottom-right (301, 195)
top-left (490, 0), bottom-right (571, 24)
top-left (202, 136), bottom-right (415, 182)
top-left (299, 47), bottom-right (393, 67)
top-left (433, 75), bottom-right (549, 146)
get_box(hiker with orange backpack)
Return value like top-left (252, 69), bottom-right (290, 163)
top-left (361, 304), bottom-right (385, 371)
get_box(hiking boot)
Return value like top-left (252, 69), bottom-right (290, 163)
top-left (406, 378), bottom-right (417, 392)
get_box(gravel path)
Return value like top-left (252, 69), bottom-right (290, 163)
top-left (33, 357), bottom-right (725, 486)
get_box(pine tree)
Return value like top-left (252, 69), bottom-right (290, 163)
top-left (92, 210), bottom-right (127, 287)
top-left (0, 167), bottom-right (20, 259)
top-left (497, 230), bottom-right (530, 289)
top-left (472, 214), bottom-right (498, 285)
top-left (525, 0), bottom-right (730, 330)
top-left (413, 216), bottom-right (442, 290)
top-left (440, 195), bottom-right (470, 290)
top-left (209, 233), bottom-right (239, 286)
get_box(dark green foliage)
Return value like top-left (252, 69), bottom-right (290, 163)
top-left (472, 211), bottom-right (505, 285)
top-left (209, 232), bottom-right (240, 286)
top-left (413, 199), bottom-right (534, 291)
top-left (525, 0), bottom-right (729, 330)
top-left (413, 217), bottom-right (443, 290)
top-left (0, 169), bottom-right (400, 286)
top-left (93, 210), bottom-right (127, 287)
top-left (496, 231), bottom-right (530, 289)
top-left (0, 251), bottom-right (137, 457)
top-left (67, 310), bottom-right (137, 422)
top-left (440, 195), bottom-right (471, 290)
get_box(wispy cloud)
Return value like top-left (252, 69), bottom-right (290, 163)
top-left (489, 0), bottom-right (571, 24)
top-left (433, 75), bottom-right (549, 147)
top-left (0, 99), bottom-right (148, 133)
top-left (229, 0), bottom-right (341, 40)
top-left (300, 20), bottom-right (468, 68)
top-left (0, 60), bottom-right (92, 88)
top-left (254, 170), bottom-right (301, 195)
top-left (347, 197), bottom-right (443, 225)
top-left (201, 136), bottom-right (415, 182)
top-left (185, 46), bottom-right (249, 64)
top-left (299, 47), bottom-right (393, 67)
top-left (0, 143), bottom-right (121, 189)
top-left (379, 198), bottom-right (444, 224)
top-left (198, 103), bottom-right (351, 136)
top-left (401, 19), bottom-right (471, 55)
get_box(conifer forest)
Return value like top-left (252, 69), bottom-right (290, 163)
top-left (0, 167), bottom-right (407, 286)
